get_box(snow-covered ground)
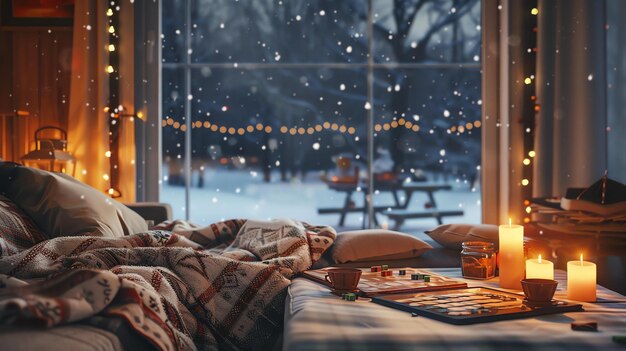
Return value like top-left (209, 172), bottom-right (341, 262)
top-left (160, 168), bottom-right (481, 232)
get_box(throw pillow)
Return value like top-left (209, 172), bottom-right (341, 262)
top-left (331, 229), bottom-right (432, 263)
top-left (0, 163), bottom-right (147, 238)
top-left (425, 224), bottom-right (499, 250)
top-left (0, 195), bottom-right (47, 256)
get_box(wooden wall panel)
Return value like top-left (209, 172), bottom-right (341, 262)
top-left (0, 28), bottom-right (72, 162)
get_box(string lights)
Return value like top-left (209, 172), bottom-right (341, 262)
top-left (106, 1), bottom-right (121, 198)
top-left (161, 117), bottom-right (482, 136)
top-left (102, 2), bottom-right (144, 198)
top-left (521, 2), bottom-right (539, 223)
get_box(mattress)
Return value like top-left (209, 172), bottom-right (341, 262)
top-left (0, 316), bottom-right (155, 351)
top-left (0, 324), bottom-right (123, 351)
top-left (284, 268), bottom-right (626, 351)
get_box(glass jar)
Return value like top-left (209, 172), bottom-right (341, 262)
top-left (461, 241), bottom-right (496, 280)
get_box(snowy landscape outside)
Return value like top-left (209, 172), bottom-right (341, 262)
top-left (161, 0), bottom-right (482, 230)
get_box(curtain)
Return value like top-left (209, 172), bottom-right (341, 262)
top-left (533, 0), bottom-right (608, 197)
top-left (68, 0), bottom-right (136, 202)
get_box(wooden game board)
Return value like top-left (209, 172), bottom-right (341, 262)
top-left (302, 267), bottom-right (467, 297)
top-left (371, 287), bottom-right (583, 325)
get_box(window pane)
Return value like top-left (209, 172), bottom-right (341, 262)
top-left (190, 0), bottom-right (368, 63)
top-left (372, 68), bottom-right (482, 229)
top-left (372, 0), bottom-right (481, 63)
top-left (185, 68), bottom-right (368, 226)
top-left (161, 68), bottom-right (187, 219)
top-left (160, 0), bottom-right (483, 228)
top-left (162, 0), bottom-right (188, 63)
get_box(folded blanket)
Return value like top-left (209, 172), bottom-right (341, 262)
top-left (0, 218), bottom-right (336, 351)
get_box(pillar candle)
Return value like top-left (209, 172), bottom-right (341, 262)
top-left (499, 220), bottom-right (525, 289)
top-left (526, 255), bottom-right (554, 280)
top-left (567, 254), bottom-right (596, 302)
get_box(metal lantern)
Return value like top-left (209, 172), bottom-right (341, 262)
top-left (21, 126), bottom-right (76, 176)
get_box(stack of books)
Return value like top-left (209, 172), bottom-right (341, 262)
top-left (531, 174), bottom-right (626, 237)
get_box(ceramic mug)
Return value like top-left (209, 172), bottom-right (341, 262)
top-left (324, 268), bottom-right (362, 291)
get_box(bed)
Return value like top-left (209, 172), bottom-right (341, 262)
top-left (283, 268), bottom-right (626, 350)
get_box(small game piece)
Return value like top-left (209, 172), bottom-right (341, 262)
top-left (381, 270), bottom-right (393, 277)
top-left (613, 336), bottom-right (626, 344)
top-left (571, 322), bottom-right (598, 332)
top-left (382, 265), bottom-right (389, 271)
top-left (411, 274), bottom-right (420, 280)
top-left (423, 276), bottom-right (431, 282)
top-left (371, 266), bottom-right (382, 272)
top-left (345, 293), bottom-right (357, 301)
top-left (399, 269), bottom-right (406, 276)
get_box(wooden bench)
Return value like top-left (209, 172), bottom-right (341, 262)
top-left (384, 209), bottom-right (465, 230)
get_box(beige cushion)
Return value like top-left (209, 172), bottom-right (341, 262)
top-left (425, 224), bottom-right (498, 250)
top-left (332, 230), bottom-right (432, 263)
top-left (0, 164), bottom-right (147, 238)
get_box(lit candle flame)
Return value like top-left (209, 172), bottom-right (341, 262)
top-left (509, 218), bottom-right (512, 228)
top-left (580, 253), bottom-right (583, 265)
top-left (538, 254), bottom-right (542, 263)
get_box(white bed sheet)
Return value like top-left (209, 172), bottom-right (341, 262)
top-left (284, 268), bottom-right (626, 351)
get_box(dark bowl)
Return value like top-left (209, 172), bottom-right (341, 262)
top-left (521, 278), bottom-right (558, 302)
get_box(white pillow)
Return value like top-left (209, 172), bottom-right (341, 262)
top-left (425, 224), bottom-right (499, 250)
top-left (332, 230), bottom-right (432, 263)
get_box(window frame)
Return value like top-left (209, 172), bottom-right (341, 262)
top-left (142, 0), bottom-right (490, 224)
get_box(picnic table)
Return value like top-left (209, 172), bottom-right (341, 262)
top-left (318, 181), bottom-right (463, 229)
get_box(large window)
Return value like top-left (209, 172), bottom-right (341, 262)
top-left (161, 0), bottom-right (482, 229)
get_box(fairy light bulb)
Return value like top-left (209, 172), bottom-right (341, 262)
top-left (108, 25), bottom-right (115, 33)
top-left (521, 179), bottom-right (530, 186)
top-left (524, 77), bottom-right (532, 85)
top-left (105, 151), bottom-right (111, 158)
top-left (107, 8), bottom-right (114, 16)
top-left (106, 65), bottom-right (114, 73)
top-left (523, 158), bottom-right (531, 165)
top-left (108, 44), bottom-right (115, 52)
top-left (531, 8), bottom-right (538, 15)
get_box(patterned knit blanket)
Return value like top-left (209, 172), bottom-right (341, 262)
top-left (0, 218), bottom-right (336, 350)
